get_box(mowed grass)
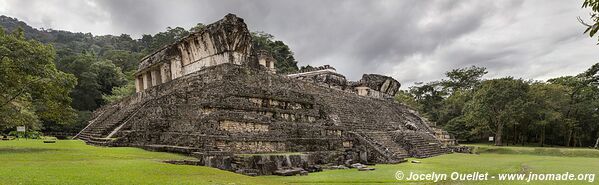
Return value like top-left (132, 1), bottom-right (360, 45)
top-left (0, 140), bottom-right (280, 185)
top-left (1, 140), bottom-right (599, 185)
top-left (267, 144), bottom-right (599, 185)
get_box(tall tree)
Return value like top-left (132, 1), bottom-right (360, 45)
top-left (441, 66), bottom-right (487, 93)
top-left (527, 82), bottom-right (569, 146)
top-left (437, 66), bottom-right (487, 137)
top-left (440, 89), bottom-right (476, 141)
top-left (408, 81), bottom-right (446, 122)
top-left (0, 28), bottom-right (77, 131)
top-left (464, 78), bottom-right (529, 146)
top-left (548, 71), bottom-right (599, 147)
top-left (405, 66), bottom-right (487, 129)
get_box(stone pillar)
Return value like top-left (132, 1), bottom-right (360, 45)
top-left (161, 63), bottom-right (172, 83)
top-left (178, 45), bottom-right (191, 66)
top-left (143, 71), bottom-right (152, 90)
top-left (188, 40), bottom-right (199, 63)
top-left (269, 60), bottom-right (275, 70)
top-left (156, 68), bottom-right (162, 84)
top-left (135, 75), bottom-right (144, 92)
top-left (151, 68), bottom-right (161, 86)
top-left (171, 58), bottom-right (183, 79)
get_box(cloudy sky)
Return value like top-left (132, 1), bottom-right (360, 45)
top-left (0, 0), bottom-right (597, 87)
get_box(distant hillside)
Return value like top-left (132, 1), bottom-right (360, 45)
top-left (0, 16), bottom-right (47, 41)
top-left (0, 15), bottom-right (146, 57)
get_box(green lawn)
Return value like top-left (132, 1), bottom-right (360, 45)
top-left (0, 140), bottom-right (279, 185)
top-left (0, 140), bottom-right (598, 185)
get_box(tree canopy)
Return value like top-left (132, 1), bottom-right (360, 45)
top-left (0, 28), bottom-right (77, 132)
top-left (397, 64), bottom-right (599, 147)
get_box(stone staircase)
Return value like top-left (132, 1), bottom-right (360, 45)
top-left (361, 131), bottom-right (410, 160)
top-left (75, 102), bottom-right (145, 146)
top-left (349, 131), bottom-right (407, 163)
top-left (397, 131), bottom-right (450, 158)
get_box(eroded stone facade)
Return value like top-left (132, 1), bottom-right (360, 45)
top-left (134, 14), bottom-right (254, 92)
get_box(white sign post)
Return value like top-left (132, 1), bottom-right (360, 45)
top-left (16, 126), bottom-right (25, 140)
top-left (488, 136), bottom-right (494, 142)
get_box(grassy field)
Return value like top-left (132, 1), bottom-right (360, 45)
top-left (267, 144), bottom-right (599, 185)
top-left (0, 140), bottom-right (279, 185)
top-left (0, 140), bottom-right (598, 185)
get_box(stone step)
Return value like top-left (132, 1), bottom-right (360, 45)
top-left (142, 145), bottom-right (202, 154)
top-left (360, 132), bottom-right (409, 161)
top-left (77, 104), bottom-right (143, 143)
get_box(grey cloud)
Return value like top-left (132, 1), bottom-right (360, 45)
top-left (0, 0), bottom-right (597, 88)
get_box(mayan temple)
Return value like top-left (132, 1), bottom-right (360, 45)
top-left (75, 14), bottom-right (461, 175)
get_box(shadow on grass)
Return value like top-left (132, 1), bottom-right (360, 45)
top-left (0, 148), bottom-right (62, 154)
top-left (472, 145), bottom-right (599, 158)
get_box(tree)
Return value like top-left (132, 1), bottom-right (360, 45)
top-left (57, 54), bottom-right (127, 111)
top-left (299, 65), bottom-right (315, 72)
top-left (441, 66), bottom-right (487, 93)
top-left (580, 0), bottom-right (599, 44)
top-left (464, 78), bottom-right (529, 146)
top-left (527, 82), bottom-right (569, 146)
top-left (103, 71), bottom-right (136, 104)
top-left (548, 70), bottom-right (599, 147)
top-left (101, 49), bottom-right (144, 72)
top-left (398, 63), bottom-right (596, 146)
top-left (437, 66), bottom-right (487, 138)
top-left (147, 27), bottom-right (189, 53)
top-left (407, 81), bottom-right (446, 122)
top-left (189, 23), bottom-right (206, 33)
top-left (0, 28), bottom-right (77, 132)
top-left (441, 90), bottom-right (476, 141)
top-left (394, 90), bottom-right (419, 110)
top-left (251, 32), bottom-right (299, 73)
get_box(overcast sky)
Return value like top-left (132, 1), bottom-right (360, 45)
top-left (0, 0), bottom-right (597, 87)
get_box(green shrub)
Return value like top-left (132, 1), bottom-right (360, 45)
top-left (8, 131), bottom-right (41, 139)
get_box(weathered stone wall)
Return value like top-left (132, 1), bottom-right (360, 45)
top-left (99, 64), bottom-right (436, 154)
top-left (134, 14), bottom-right (252, 92)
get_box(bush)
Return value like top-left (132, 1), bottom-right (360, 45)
top-left (8, 131), bottom-right (42, 139)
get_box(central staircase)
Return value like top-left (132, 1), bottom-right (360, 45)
top-left (360, 131), bottom-right (410, 160)
top-left (75, 102), bottom-right (145, 146)
top-left (351, 130), bottom-right (451, 162)
top-left (396, 130), bottom-right (451, 158)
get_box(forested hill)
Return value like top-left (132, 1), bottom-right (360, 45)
top-left (0, 15), bottom-right (299, 134)
top-left (0, 15), bottom-right (147, 59)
